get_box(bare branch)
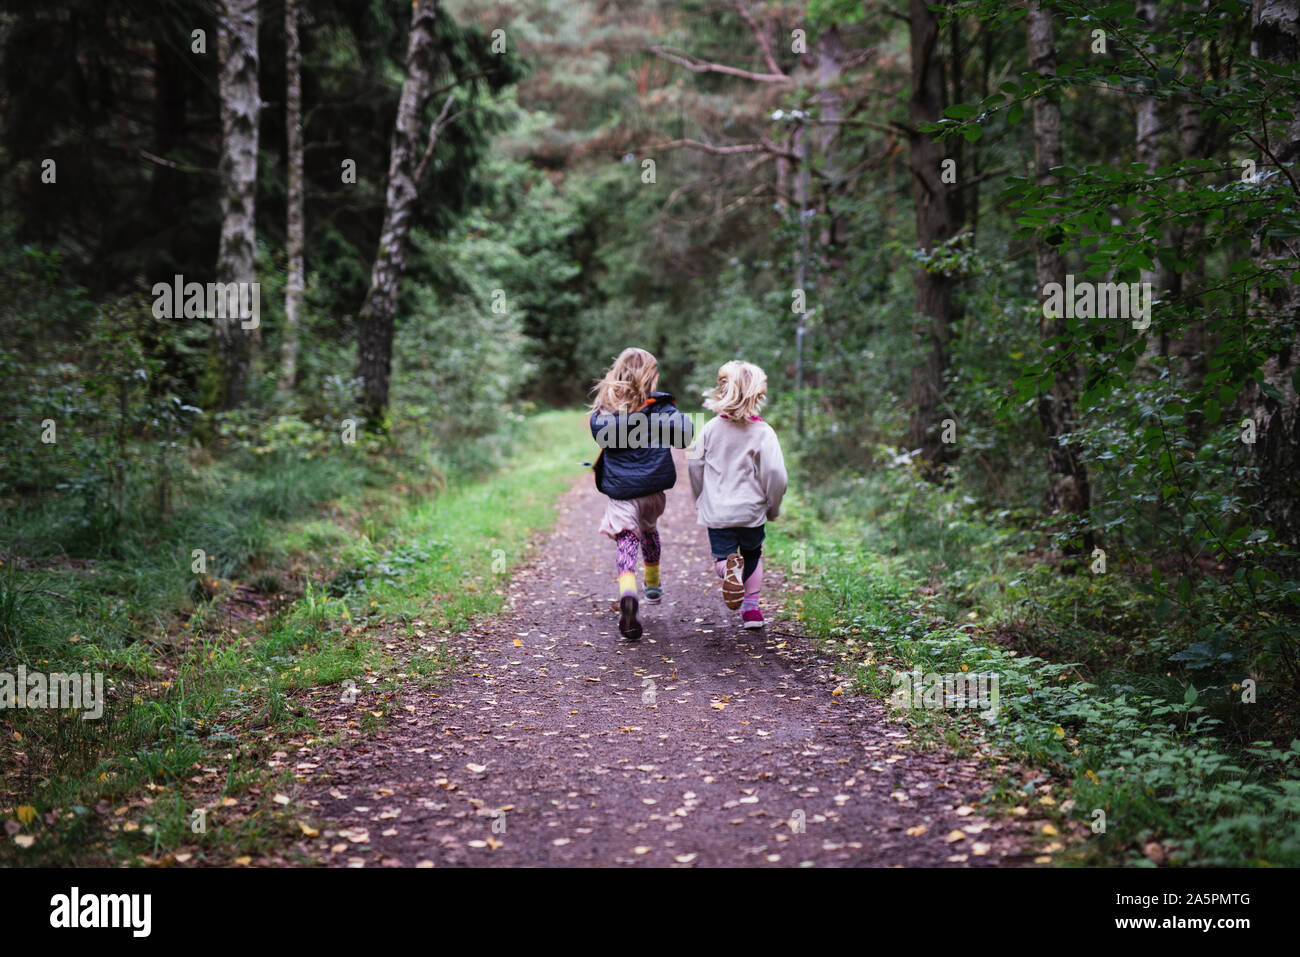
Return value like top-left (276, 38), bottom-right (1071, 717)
top-left (731, 1), bottom-right (785, 79)
top-left (648, 44), bottom-right (791, 83)
top-left (414, 93), bottom-right (458, 184)
top-left (137, 149), bottom-right (216, 176)
top-left (645, 136), bottom-right (800, 162)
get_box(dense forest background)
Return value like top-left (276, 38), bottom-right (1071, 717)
top-left (1, 0), bottom-right (1298, 866)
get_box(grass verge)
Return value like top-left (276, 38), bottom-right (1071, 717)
top-left (0, 409), bottom-right (591, 865)
top-left (764, 459), bottom-right (1300, 867)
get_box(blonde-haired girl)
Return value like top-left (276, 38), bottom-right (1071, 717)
top-left (589, 347), bottom-right (694, 641)
top-left (688, 360), bottom-right (787, 628)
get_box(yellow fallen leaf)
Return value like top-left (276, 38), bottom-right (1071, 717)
top-left (297, 821), bottom-right (319, 837)
top-left (710, 702), bottom-right (726, 710)
top-left (513, 639), bottom-right (523, 647)
top-left (220, 797), bottom-right (238, 807)
top-left (1041, 824), bottom-right (1059, 836)
top-left (486, 836), bottom-right (502, 849)
top-left (944, 830), bottom-right (966, 843)
top-left (16, 806), bottom-right (36, 825)
top-left (273, 794), bottom-right (291, 805)
top-left (633, 846), bottom-right (652, 855)
top-left (971, 842), bottom-right (991, 856)
top-left (122, 821), bottom-right (139, 832)
top-left (13, 834), bottom-right (35, 849)
top-left (234, 856), bottom-right (252, 866)
top-left (905, 825), bottom-right (927, 837)
top-left (467, 763), bottom-right (487, 773)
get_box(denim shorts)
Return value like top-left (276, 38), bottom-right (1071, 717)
top-left (707, 525), bottom-right (765, 560)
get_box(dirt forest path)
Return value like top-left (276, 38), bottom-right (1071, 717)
top-left (290, 449), bottom-right (1032, 867)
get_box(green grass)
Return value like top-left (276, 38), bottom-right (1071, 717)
top-left (0, 409), bottom-right (592, 865)
top-left (765, 459), bottom-right (1300, 867)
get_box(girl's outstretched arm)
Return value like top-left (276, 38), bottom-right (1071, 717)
top-left (761, 428), bottom-right (788, 520)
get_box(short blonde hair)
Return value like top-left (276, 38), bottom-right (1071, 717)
top-left (590, 347), bottom-right (659, 415)
top-left (704, 360), bottom-right (767, 421)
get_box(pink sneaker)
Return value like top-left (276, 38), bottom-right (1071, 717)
top-left (741, 607), bottom-right (764, 629)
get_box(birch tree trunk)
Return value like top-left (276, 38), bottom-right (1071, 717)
top-left (1028, 0), bottom-right (1092, 539)
top-left (213, 0), bottom-right (259, 411)
top-left (1135, 0), bottom-right (1167, 354)
top-left (905, 0), bottom-right (963, 472)
top-left (1245, 0), bottom-right (1300, 546)
top-left (281, 0), bottom-right (303, 395)
top-left (355, 0), bottom-right (440, 427)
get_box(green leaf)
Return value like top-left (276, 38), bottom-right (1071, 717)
top-left (943, 103), bottom-right (979, 120)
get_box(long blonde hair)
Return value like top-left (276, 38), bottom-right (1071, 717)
top-left (705, 360), bottom-right (767, 421)
top-left (590, 347), bottom-right (659, 414)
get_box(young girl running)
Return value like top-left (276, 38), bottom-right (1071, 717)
top-left (688, 360), bottom-right (787, 629)
top-left (589, 347), bottom-right (694, 641)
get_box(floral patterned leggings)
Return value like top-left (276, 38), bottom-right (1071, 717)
top-left (615, 528), bottom-right (661, 574)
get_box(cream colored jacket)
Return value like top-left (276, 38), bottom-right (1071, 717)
top-left (688, 415), bottom-right (787, 528)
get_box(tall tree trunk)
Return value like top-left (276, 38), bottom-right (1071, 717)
top-left (906, 0), bottom-right (963, 471)
top-left (1245, 0), bottom-right (1300, 547)
top-left (282, 0), bottom-right (304, 396)
top-left (213, 0), bottom-right (259, 411)
top-left (1172, 10), bottom-right (1208, 400)
top-left (149, 21), bottom-right (188, 275)
top-left (1135, 0), bottom-right (1167, 355)
top-left (1027, 1), bottom-right (1092, 541)
top-left (355, 0), bottom-right (440, 427)
top-left (815, 24), bottom-right (844, 253)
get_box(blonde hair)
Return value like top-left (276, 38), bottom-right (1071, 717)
top-left (590, 347), bottom-right (659, 414)
top-left (705, 360), bottom-right (767, 421)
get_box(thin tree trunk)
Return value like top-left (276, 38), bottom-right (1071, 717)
top-left (815, 24), bottom-right (844, 253)
top-left (1136, 0), bottom-right (1167, 355)
top-left (355, 0), bottom-right (440, 426)
top-left (213, 0), bottom-right (259, 411)
top-left (1028, 0), bottom-right (1092, 542)
top-left (1245, 0), bottom-right (1300, 547)
top-left (282, 0), bottom-right (304, 396)
top-left (905, 0), bottom-right (963, 472)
